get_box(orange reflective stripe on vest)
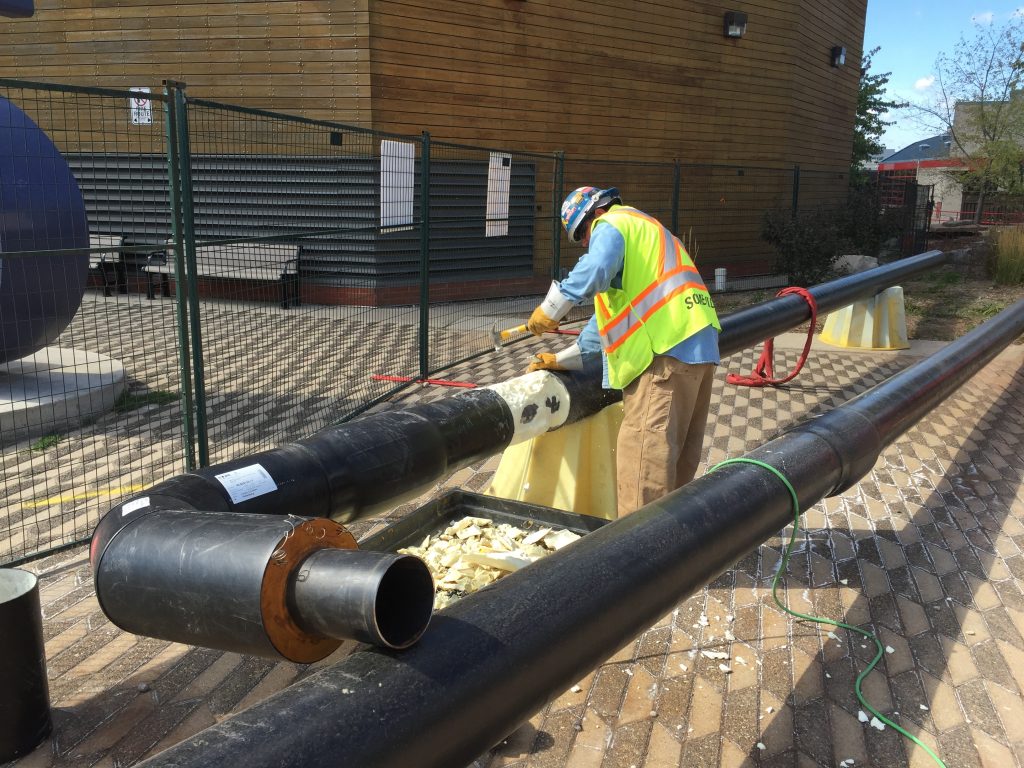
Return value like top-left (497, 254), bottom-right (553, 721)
top-left (592, 206), bottom-right (720, 389)
top-left (601, 267), bottom-right (710, 353)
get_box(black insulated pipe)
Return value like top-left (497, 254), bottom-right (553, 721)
top-left (90, 249), bottom-right (949, 572)
top-left (289, 549), bottom-right (435, 650)
top-left (136, 298), bottom-right (1024, 768)
top-left (93, 509), bottom-right (435, 661)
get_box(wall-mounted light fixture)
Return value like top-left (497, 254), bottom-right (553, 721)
top-left (723, 11), bottom-right (747, 39)
top-left (831, 46), bottom-right (846, 67)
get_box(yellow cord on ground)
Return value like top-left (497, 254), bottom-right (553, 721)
top-left (710, 457), bottom-right (946, 768)
top-left (23, 484), bottom-right (147, 509)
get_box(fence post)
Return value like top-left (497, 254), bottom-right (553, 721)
top-left (173, 83), bottom-right (210, 467)
top-left (552, 151), bottom-right (564, 279)
top-left (419, 131), bottom-right (431, 380)
top-left (671, 159), bottom-right (681, 234)
top-left (791, 164), bottom-right (801, 217)
top-left (163, 80), bottom-right (197, 472)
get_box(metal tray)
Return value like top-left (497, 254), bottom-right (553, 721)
top-left (360, 489), bottom-right (609, 553)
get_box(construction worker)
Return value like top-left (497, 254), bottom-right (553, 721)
top-left (526, 186), bottom-right (721, 517)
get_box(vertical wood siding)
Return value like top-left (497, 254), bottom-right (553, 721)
top-left (1, 0), bottom-right (866, 283)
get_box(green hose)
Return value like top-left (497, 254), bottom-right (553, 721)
top-left (710, 457), bottom-right (946, 768)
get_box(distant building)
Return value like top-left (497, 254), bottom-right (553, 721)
top-left (877, 134), bottom-right (963, 222)
top-left (862, 147), bottom-right (893, 172)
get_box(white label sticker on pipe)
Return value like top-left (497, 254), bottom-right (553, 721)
top-left (215, 464), bottom-right (278, 504)
top-left (121, 497), bottom-right (150, 516)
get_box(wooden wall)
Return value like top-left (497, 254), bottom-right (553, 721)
top-left (1, 0), bottom-right (867, 284)
top-left (367, 0), bottom-right (865, 172)
top-left (2, 0), bottom-right (865, 168)
top-left (0, 0), bottom-right (373, 125)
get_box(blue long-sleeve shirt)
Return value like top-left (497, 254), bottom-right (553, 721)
top-left (559, 216), bottom-right (720, 388)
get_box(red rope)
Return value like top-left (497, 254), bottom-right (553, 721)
top-left (725, 287), bottom-right (818, 387)
top-left (372, 375), bottom-right (477, 389)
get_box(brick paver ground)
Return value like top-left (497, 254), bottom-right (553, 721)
top-left (5, 328), bottom-right (1023, 768)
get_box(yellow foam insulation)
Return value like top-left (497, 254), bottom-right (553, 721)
top-left (485, 402), bottom-right (622, 521)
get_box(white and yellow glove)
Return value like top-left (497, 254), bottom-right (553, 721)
top-left (525, 344), bottom-right (583, 374)
top-left (526, 281), bottom-right (575, 336)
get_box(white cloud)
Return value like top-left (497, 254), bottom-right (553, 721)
top-left (914, 75), bottom-right (936, 90)
top-left (1013, 8), bottom-right (1024, 18)
top-left (971, 11), bottom-right (995, 24)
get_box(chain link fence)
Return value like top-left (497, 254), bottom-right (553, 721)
top-left (1, 78), bottom-right (909, 564)
top-left (0, 80), bottom-right (188, 564)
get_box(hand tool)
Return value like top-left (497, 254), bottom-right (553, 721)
top-left (490, 323), bottom-right (581, 351)
top-left (491, 323), bottom-right (527, 351)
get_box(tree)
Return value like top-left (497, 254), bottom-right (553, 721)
top-left (852, 47), bottom-right (904, 177)
top-left (913, 19), bottom-right (1024, 222)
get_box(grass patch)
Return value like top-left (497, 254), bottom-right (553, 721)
top-left (926, 269), bottom-right (962, 287)
top-left (114, 389), bottom-right (179, 413)
top-left (31, 433), bottom-right (62, 451)
top-left (955, 298), bottom-right (1006, 321)
top-left (988, 226), bottom-right (1024, 285)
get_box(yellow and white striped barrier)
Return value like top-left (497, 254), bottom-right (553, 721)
top-left (820, 285), bottom-right (910, 350)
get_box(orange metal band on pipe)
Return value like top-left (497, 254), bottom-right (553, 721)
top-left (260, 518), bottom-right (358, 663)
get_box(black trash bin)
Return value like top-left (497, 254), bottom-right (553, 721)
top-left (0, 569), bottom-right (52, 762)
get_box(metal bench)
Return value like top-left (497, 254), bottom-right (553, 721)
top-left (144, 242), bottom-right (301, 308)
top-left (88, 234), bottom-right (126, 296)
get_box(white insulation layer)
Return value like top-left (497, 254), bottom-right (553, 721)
top-left (486, 371), bottom-right (571, 445)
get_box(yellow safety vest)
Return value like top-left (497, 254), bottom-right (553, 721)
top-left (594, 206), bottom-right (720, 389)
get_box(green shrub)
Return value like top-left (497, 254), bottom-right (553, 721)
top-left (31, 433), bottom-right (62, 451)
top-left (843, 178), bottom-right (904, 256)
top-left (114, 389), bottom-right (179, 413)
top-left (761, 208), bottom-right (845, 286)
top-left (989, 226), bottom-right (1024, 285)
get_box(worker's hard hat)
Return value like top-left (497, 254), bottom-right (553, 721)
top-left (560, 186), bottom-right (621, 242)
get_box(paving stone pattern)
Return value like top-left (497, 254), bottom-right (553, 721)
top-left (1, 292), bottom-right (524, 563)
top-left (6, 329), bottom-right (1024, 768)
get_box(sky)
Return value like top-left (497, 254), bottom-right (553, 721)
top-left (864, 1), bottom-right (1024, 157)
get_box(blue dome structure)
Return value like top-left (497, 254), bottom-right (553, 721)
top-left (0, 96), bottom-right (89, 363)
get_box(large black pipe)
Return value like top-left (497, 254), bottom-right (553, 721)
top-left (138, 312), bottom-right (1024, 766)
top-left (94, 510), bottom-right (435, 661)
top-left (90, 250), bottom-right (949, 568)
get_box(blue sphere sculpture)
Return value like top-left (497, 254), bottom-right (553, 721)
top-left (0, 96), bottom-right (89, 363)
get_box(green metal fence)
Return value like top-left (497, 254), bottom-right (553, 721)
top-left (0, 80), bottom-right (188, 564)
top-left (1, 77), bottom-right (862, 564)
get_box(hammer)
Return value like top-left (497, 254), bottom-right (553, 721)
top-left (490, 323), bottom-right (580, 351)
top-left (491, 323), bottom-right (528, 351)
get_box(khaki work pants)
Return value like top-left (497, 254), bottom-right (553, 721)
top-left (616, 356), bottom-right (715, 517)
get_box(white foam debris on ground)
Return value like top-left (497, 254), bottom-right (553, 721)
top-left (869, 717), bottom-right (886, 731)
top-left (858, 710), bottom-right (869, 723)
top-left (700, 650), bottom-right (730, 660)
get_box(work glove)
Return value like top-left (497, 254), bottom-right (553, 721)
top-left (526, 281), bottom-right (575, 336)
top-left (525, 345), bottom-right (583, 374)
top-left (526, 352), bottom-right (565, 373)
top-left (526, 305), bottom-right (560, 336)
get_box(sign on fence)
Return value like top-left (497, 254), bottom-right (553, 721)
top-left (130, 87), bottom-right (152, 125)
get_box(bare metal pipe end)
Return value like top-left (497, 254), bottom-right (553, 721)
top-left (289, 549), bottom-right (435, 650)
